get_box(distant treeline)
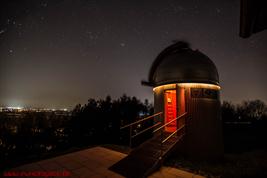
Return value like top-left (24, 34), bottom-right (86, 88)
top-left (222, 100), bottom-right (267, 122)
top-left (69, 95), bottom-right (154, 146)
top-left (0, 95), bottom-right (153, 170)
top-left (221, 100), bottom-right (267, 153)
top-left (0, 96), bottom-right (266, 170)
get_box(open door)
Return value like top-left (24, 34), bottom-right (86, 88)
top-left (164, 90), bottom-right (177, 132)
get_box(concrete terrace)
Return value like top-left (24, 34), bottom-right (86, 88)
top-left (4, 146), bottom-right (205, 178)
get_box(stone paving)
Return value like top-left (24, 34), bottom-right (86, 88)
top-left (3, 146), bottom-right (205, 178)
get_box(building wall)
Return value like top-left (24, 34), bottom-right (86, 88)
top-left (184, 88), bottom-right (223, 160)
top-left (153, 83), bottom-right (223, 160)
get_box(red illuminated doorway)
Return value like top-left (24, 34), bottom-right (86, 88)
top-left (164, 90), bottom-right (177, 132)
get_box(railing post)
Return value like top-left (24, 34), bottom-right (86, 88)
top-left (119, 112), bottom-right (164, 148)
top-left (160, 128), bottom-right (163, 160)
top-left (129, 125), bottom-right (132, 148)
top-left (160, 112), bottom-right (163, 161)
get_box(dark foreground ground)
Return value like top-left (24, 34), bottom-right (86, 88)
top-left (165, 149), bottom-right (267, 178)
top-left (96, 144), bottom-right (267, 178)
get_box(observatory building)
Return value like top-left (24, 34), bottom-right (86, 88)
top-left (142, 42), bottom-right (223, 160)
top-left (110, 42), bottom-right (224, 178)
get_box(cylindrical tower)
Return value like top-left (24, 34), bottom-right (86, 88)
top-left (142, 42), bottom-right (223, 160)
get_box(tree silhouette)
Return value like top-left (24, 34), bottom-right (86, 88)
top-left (2, 97), bottom-right (266, 170)
top-left (221, 101), bottom-right (236, 122)
top-left (222, 100), bottom-right (267, 153)
top-left (237, 100), bottom-right (266, 120)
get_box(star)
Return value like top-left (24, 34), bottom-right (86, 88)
top-left (41, 3), bottom-right (48, 7)
top-left (0, 29), bottom-right (6, 35)
top-left (216, 8), bottom-right (221, 13)
top-left (85, 31), bottom-right (99, 40)
top-left (120, 43), bottom-right (126, 47)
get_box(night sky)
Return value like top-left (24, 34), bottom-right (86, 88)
top-left (0, 0), bottom-right (266, 109)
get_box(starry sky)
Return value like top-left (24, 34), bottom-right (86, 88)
top-left (0, 0), bottom-right (266, 109)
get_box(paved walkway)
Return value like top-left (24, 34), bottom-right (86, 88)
top-left (3, 146), bottom-right (205, 178)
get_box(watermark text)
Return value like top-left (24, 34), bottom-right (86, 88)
top-left (3, 170), bottom-right (71, 177)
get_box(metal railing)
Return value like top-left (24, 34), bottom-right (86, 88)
top-left (120, 111), bottom-right (187, 159)
top-left (120, 112), bottom-right (163, 147)
top-left (153, 112), bottom-right (187, 134)
top-left (153, 112), bottom-right (187, 159)
top-left (120, 112), bottom-right (163, 129)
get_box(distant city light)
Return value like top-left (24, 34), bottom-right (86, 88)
top-left (7, 106), bottom-right (23, 110)
top-left (0, 106), bottom-right (70, 113)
